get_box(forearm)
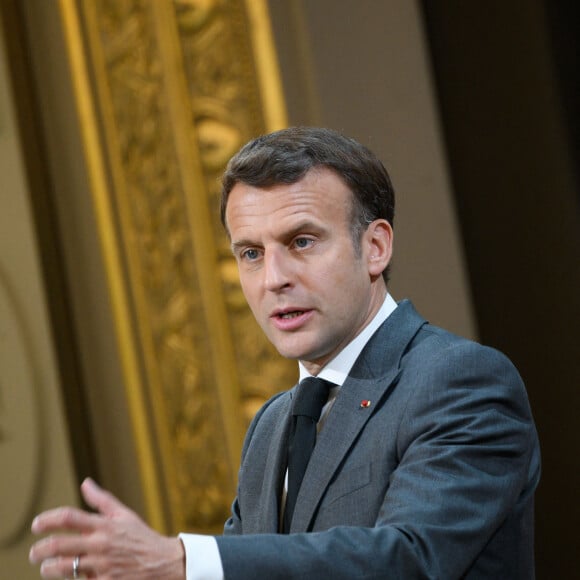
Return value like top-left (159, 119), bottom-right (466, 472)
top-left (216, 526), bottom-right (442, 580)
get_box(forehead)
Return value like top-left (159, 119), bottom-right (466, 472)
top-left (225, 168), bottom-right (353, 235)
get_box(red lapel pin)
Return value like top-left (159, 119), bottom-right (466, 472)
top-left (360, 400), bottom-right (371, 409)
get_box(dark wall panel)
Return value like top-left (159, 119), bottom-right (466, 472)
top-left (422, 2), bottom-right (580, 578)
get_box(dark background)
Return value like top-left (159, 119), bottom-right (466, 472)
top-left (422, 2), bottom-right (580, 577)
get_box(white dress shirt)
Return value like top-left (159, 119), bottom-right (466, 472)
top-left (179, 294), bottom-right (398, 579)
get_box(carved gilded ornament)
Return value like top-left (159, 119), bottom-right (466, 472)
top-left (60, 0), bottom-right (292, 533)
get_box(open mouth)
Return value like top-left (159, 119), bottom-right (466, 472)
top-left (278, 311), bottom-right (304, 319)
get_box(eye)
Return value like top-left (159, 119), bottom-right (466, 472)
top-left (241, 248), bottom-right (261, 261)
top-left (293, 237), bottom-right (314, 250)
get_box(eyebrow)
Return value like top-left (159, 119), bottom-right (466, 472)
top-left (230, 238), bottom-right (256, 254)
top-left (230, 220), bottom-right (323, 254)
top-left (282, 220), bottom-right (322, 241)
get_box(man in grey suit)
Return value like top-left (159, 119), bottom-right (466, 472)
top-left (30, 127), bottom-right (540, 579)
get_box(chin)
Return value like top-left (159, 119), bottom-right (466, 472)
top-left (271, 341), bottom-right (311, 361)
top-left (274, 344), bottom-right (326, 365)
top-left (269, 332), bottom-right (328, 362)
top-left (274, 347), bottom-right (305, 361)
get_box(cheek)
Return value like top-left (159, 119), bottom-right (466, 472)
top-left (317, 257), bottom-right (367, 292)
top-left (325, 266), bottom-right (371, 317)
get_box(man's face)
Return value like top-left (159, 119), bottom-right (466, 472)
top-left (226, 168), bottom-right (392, 375)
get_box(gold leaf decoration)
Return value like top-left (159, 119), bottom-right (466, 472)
top-left (68, 0), bottom-right (294, 533)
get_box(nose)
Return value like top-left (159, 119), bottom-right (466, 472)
top-left (263, 247), bottom-right (292, 292)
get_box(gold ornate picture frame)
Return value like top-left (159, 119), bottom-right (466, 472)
top-left (58, 0), bottom-right (294, 534)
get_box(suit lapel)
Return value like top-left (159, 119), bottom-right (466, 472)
top-left (257, 393), bottom-right (293, 533)
top-left (289, 300), bottom-right (426, 532)
top-left (290, 371), bottom-right (402, 532)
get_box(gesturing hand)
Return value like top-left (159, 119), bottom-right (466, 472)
top-left (29, 477), bottom-right (185, 579)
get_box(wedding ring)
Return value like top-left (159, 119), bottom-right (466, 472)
top-left (72, 555), bottom-right (80, 579)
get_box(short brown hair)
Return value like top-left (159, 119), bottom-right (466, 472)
top-left (221, 127), bottom-right (395, 281)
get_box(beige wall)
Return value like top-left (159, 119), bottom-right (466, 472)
top-left (0, 13), bottom-right (79, 578)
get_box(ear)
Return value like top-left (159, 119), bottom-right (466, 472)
top-left (364, 219), bottom-right (393, 278)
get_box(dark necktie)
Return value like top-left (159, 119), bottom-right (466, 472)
top-left (283, 376), bottom-right (333, 533)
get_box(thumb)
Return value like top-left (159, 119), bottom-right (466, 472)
top-left (81, 477), bottom-right (132, 517)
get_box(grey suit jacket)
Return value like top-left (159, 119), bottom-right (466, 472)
top-left (216, 300), bottom-right (540, 579)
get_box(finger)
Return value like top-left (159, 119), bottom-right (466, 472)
top-left (29, 533), bottom-right (88, 564)
top-left (67, 553), bottom-right (97, 579)
top-left (31, 506), bottom-right (103, 535)
top-left (39, 555), bottom-right (97, 580)
top-left (36, 555), bottom-right (81, 580)
top-left (81, 477), bottom-right (134, 518)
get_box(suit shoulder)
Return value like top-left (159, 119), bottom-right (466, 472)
top-left (399, 323), bottom-right (530, 403)
top-left (240, 390), bottom-right (289, 458)
top-left (410, 323), bottom-right (519, 371)
top-left (249, 390), bottom-right (289, 427)
top-left (400, 327), bottom-right (535, 424)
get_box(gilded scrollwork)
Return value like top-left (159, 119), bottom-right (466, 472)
top-left (73, 0), bottom-right (293, 533)
top-left (175, 0), bottom-right (295, 412)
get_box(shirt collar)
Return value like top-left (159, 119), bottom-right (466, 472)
top-left (298, 293), bottom-right (398, 386)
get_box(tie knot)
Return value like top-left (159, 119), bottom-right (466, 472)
top-left (292, 376), bottom-right (333, 422)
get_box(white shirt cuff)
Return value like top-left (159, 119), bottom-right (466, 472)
top-left (178, 533), bottom-right (224, 580)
